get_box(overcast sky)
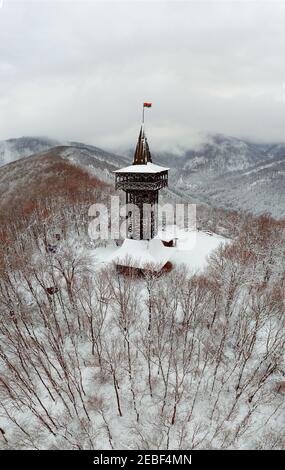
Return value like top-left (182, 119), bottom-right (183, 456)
top-left (1, 0), bottom-right (285, 152)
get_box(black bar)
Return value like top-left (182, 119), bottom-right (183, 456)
top-left (2, 450), bottom-right (283, 467)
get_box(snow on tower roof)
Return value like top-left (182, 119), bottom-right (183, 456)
top-left (114, 162), bottom-right (169, 174)
top-left (108, 238), bottom-right (172, 271)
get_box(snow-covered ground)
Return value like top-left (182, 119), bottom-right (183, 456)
top-left (92, 227), bottom-right (229, 272)
top-left (171, 229), bottom-right (228, 270)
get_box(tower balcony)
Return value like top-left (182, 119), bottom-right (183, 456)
top-left (115, 171), bottom-right (168, 192)
top-left (114, 162), bottom-right (169, 193)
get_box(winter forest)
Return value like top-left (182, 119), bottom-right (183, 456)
top-left (2, 0), bottom-right (285, 455)
top-left (0, 158), bottom-right (284, 450)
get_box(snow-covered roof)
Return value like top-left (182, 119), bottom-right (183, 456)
top-left (114, 162), bottom-right (169, 174)
top-left (94, 227), bottom-right (230, 272)
top-left (108, 238), bottom-right (172, 270)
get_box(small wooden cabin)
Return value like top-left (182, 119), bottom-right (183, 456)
top-left (111, 238), bottom-right (173, 276)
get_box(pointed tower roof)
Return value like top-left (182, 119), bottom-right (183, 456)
top-left (133, 126), bottom-right (152, 165)
top-left (114, 126), bottom-right (169, 174)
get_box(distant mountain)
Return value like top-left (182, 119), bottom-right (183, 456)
top-left (153, 134), bottom-right (285, 218)
top-left (0, 137), bottom-right (61, 166)
top-left (0, 136), bottom-right (129, 182)
top-left (39, 144), bottom-right (129, 184)
top-left (0, 134), bottom-right (284, 218)
top-left (154, 134), bottom-right (285, 171)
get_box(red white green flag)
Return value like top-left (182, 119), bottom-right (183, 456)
top-left (143, 102), bottom-right (152, 108)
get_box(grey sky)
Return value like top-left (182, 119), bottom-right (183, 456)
top-left (1, 0), bottom-right (285, 152)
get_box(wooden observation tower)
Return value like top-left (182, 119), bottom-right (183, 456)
top-left (114, 104), bottom-right (169, 240)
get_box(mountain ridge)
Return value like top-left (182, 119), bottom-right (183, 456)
top-left (0, 134), bottom-right (284, 218)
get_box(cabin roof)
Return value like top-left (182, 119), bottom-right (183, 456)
top-left (108, 238), bottom-right (172, 271)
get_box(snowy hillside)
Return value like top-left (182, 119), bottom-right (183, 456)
top-left (0, 137), bottom-right (61, 167)
top-left (0, 134), bottom-right (284, 218)
top-left (0, 137), bottom-right (128, 180)
top-left (59, 145), bottom-right (129, 183)
top-left (154, 134), bottom-right (285, 218)
top-left (0, 151), bottom-right (111, 232)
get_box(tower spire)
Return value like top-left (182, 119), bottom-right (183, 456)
top-left (133, 126), bottom-right (152, 165)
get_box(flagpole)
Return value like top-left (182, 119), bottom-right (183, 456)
top-left (142, 103), bottom-right (145, 126)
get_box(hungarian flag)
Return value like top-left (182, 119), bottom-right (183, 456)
top-left (143, 102), bottom-right (152, 108)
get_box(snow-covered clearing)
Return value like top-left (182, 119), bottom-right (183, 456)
top-left (93, 227), bottom-right (229, 272)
